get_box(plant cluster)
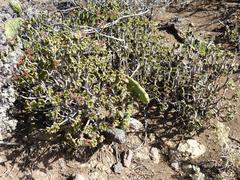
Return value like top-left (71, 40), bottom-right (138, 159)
top-left (13, 0), bottom-right (238, 147)
top-left (217, 10), bottom-right (240, 52)
top-left (145, 37), bottom-right (238, 135)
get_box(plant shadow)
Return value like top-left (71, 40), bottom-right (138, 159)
top-left (2, 107), bottom-right (103, 178)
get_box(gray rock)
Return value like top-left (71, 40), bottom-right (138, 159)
top-left (189, 22), bottom-right (195, 27)
top-left (0, 155), bottom-right (7, 164)
top-left (149, 147), bottom-right (160, 164)
top-left (177, 139), bottom-right (206, 159)
top-left (112, 162), bottom-right (123, 174)
top-left (170, 161), bottom-right (180, 171)
top-left (191, 166), bottom-right (205, 180)
top-left (135, 146), bottom-right (150, 160)
top-left (181, 164), bottom-right (194, 174)
top-left (123, 149), bottom-right (133, 168)
top-left (129, 118), bottom-right (143, 131)
top-left (163, 139), bottom-right (176, 149)
top-left (31, 170), bottom-right (49, 180)
top-left (74, 174), bottom-right (86, 180)
top-left (106, 128), bottom-right (127, 144)
top-left (215, 121), bottom-right (230, 147)
top-left (4, 119), bottom-right (18, 131)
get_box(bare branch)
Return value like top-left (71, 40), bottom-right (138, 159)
top-left (0, 141), bottom-right (19, 146)
top-left (101, 9), bottom-right (150, 29)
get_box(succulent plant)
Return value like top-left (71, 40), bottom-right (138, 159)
top-left (9, 0), bottom-right (22, 14)
top-left (5, 18), bottom-right (23, 40)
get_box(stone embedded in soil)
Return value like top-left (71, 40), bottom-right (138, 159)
top-left (191, 165), bottom-right (205, 180)
top-left (177, 139), bottom-right (206, 159)
top-left (149, 147), bottom-right (160, 164)
top-left (106, 128), bottom-right (127, 144)
top-left (31, 170), bottom-right (49, 180)
top-left (182, 164), bottom-right (205, 179)
top-left (88, 171), bottom-right (107, 180)
top-left (135, 146), bottom-right (150, 160)
top-left (123, 149), bottom-right (133, 168)
top-left (0, 155), bottom-right (7, 164)
top-left (163, 139), bottom-right (176, 149)
top-left (112, 162), bottom-right (123, 174)
top-left (215, 121), bottom-right (230, 147)
top-left (74, 174), bottom-right (86, 180)
top-left (189, 22), bottom-right (195, 27)
top-left (129, 118), bottom-right (143, 131)
top-left (181, 164), bottom-right (194, 174)
top-left (170, 161), bottom-right (180, 171)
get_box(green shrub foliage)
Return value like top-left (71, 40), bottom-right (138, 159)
top-left (14, 0), bottom-right (237, 146)
top-left (222, 13), bottom-right (239, 50)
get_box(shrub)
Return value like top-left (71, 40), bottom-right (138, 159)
top-left (215, 9), bottom-right (239, 52)
top-left (14, 1), bottom-right (147, 147)
top-left (13, 0), bottom-right (237, 147)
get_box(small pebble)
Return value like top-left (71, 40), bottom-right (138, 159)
top-left (74, 174), bottom-right (86, 180)
top-left (171, 161), bottom-right (180, 171)
top-left (106, 128), bottom-right (127, 144)
top-left (177, 139), bottom-right (206, 159)
top-left (181, 164), bottom-right (194, 174)
top-left (189, 22), bottom-right (195, 27)
top-left (123, 149), bottom-right (133, 168)
top-left (150, 147), bottom-right (160, 164)
top-left (164, 140), bottom-right (176, 149)
top-left (112, 162), bottom-right (123, 174)
top-left (129, 118), bottom-right (143, 131)
top-left (0, 155), bottom-right (7, 164)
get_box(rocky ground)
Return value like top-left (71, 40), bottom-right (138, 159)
top-left (0, 0), bottom-right (53, 140)
top-left (0, 0), bottom-right (240, 179)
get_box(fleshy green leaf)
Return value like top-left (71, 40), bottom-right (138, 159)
top-left (199, 41), bottom-right (207, 56)
top-left (9, 0), bottom-right (22, 13)
top-left (126, 76), bottom-right (150, 104)
top-left (5, 18), bottom-right (23, 40)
